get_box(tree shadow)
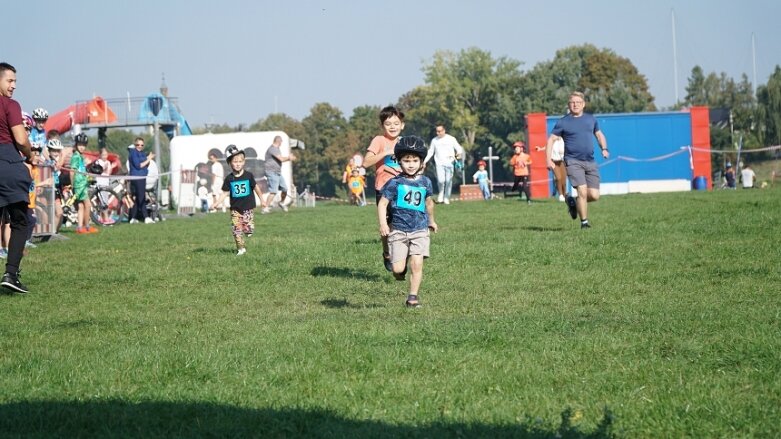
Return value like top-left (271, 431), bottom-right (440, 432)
top-left (0, 400), bottom-right (617, 438)
top-left (310, 266), bottom-right (381, 281)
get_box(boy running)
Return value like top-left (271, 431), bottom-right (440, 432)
top-left (363, 106), bottom-right (405, 271)
top-left (377, 136), bottom-right (438, 308)
top-left (213, 145), bottom-right (264, 256)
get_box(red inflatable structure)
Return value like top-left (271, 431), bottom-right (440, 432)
top-left (44, 97), bottom-right (117, 134)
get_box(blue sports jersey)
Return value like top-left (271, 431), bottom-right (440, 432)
top-left (29, 127), bottom-right (46, 149)
top-left (381, 174), bottom-right (433, 232)
top-left (551, 113), bottom-right (600, 162)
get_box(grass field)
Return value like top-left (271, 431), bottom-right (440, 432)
top-left (1, 187), bottom-right (779, 437)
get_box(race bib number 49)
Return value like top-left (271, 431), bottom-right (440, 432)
top-left (396, 184), bottom-right (426, 212)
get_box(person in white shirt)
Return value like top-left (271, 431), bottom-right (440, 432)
top-left (741, 165), bottom-right (756, 188)
top-left (424, 124), bottom-right (464, 204)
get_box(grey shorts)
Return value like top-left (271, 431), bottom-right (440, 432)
top-left (266, 172), bottom-right (288, 193)
top-left (388, 229), bottom-right (430, 263)
top-left (565, 158), bottom-right (600, 189)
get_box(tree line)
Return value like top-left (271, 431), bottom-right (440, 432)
top-left (99, 44), bottom-right (781, 198)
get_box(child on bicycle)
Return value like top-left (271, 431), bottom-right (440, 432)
top-left (70, 133), bottom-right (97, 234)
top-left (213, 145), bottom-right (265, 256)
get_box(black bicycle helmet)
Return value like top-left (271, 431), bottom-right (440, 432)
top-left (394, 135), bottom-right (427, 161)
top-left (74, 132), bottom-right (89, 146)
top-left (87, 162), bottom-right (104, 175)
top-left (225, 144), bottom-right (244, 163)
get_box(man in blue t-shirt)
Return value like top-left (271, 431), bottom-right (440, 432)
top-left (545, 91), bottom-right (609, 229)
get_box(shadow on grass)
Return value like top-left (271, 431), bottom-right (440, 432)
top-left (320, 298), bottom-right (384, 309)
top-left (311, 266), bottom-right (381, 281)
top-left (0, 400), bottom-right (617, 438)
top-left (191, 247), bottom-right (236, 254)
top-left (518, 225), bottom-right (566, 232)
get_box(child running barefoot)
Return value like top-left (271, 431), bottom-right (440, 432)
top-left (213, 145), bottom-right (264, 256)
top-left (377, 136), bottom-right (438, 308)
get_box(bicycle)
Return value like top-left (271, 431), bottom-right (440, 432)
top-left (89, 178), bottom-right (164, 226)
top-left (89, 179), bottom-right (128, 226)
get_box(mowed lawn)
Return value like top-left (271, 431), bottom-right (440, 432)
top-left (1, 187), bottom-right (779, 437)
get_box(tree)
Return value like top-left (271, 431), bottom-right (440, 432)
top-left (757, 66), bottom-right (781, 146)
top-left (522, 44), bottom-right (655, 114)
top-left (300, 103), bottom-right (348, 196)
top-left (404, 48), bottom-right (526, 157)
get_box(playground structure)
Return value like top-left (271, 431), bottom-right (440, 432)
top-left (33, 87), bottom-right (193, 240)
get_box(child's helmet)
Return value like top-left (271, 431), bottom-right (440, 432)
top-left (32, 107), bottom-right (49, 121)
top-left (225, 144), bottom-right (244, 162)
top-left (477, 160), bottom-right (487, 167)
top-left (47, 138), bottom-right (63, 150)
top-left (513, 141), bottom-right (525, 149)
top-left (394, 136), bottom-right (427, 161)
top-left (74, 132), bottom-right (89, 146)
top-left (22, 112), bottom-right (34, 131)
top-left (88, 162), bottom-right (104, 174)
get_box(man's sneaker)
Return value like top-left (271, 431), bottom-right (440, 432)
top-left (558, 194), bottom-right (566, 202)
top-left (129, 218), bottom-right (139, 224)
top-left (144, 217), bottom-right (155, 224)
top-left (437, 195), bottom-right (444, 204)
top-left (566, 196), bottom-right (578, 220)
top-left (25, 241), bottom-right (37, 249)
top-left (443, 198), bottom-right (450, 205)
top-left (237, 248), bottom-right (247, 256)
top-left (1, 272), bottom-right (28, 294)
top-left (581, 221), bottom-right (591, 229)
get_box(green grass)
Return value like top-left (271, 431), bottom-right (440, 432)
top-left (1, 187), bottom-right (780, 437)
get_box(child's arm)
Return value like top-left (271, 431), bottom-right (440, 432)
top-left (377, 197), bottom-right (391, 237)
top-left (213, 190), bottom-right (229, 209)
top-left (425, 197), bottom-right (438, 233)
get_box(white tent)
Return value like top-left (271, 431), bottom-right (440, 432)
top-left (169, 131), bottom-right (295, 209)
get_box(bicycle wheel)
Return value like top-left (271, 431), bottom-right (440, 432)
top-left (89, 187), bottom-right (123, 226)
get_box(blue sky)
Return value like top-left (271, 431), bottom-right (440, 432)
top-left (6, 0), bottom-right (780, 128)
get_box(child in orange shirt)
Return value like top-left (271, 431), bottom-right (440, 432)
top-left (348, 168), bottom-right (366, 206)
top-left (510, 141), bottom-right (532, 204)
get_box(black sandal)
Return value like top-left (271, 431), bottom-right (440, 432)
top-left (405, 295), bottom-right (420, 308)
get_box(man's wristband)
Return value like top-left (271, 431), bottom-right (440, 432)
top-left (601, 148), bottom-right (609, 152)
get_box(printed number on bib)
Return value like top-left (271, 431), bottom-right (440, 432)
top-left (396, 184), bottom-right (426, 212)
top-left (383, 154), bottom-right (401, 171)
top-left (230, 180), bottom-right (251, 198)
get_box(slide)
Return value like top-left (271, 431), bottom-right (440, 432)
top-left (44, 97), bottom-right (117, 134)
top-left (138, 92), bottom-right (193, 139)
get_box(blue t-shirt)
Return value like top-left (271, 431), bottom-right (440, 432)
top-left (551, 113), bottom-right (600, 162)
top-left (381, 174), bottom-right (433, 232)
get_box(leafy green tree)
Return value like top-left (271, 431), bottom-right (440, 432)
top-left (346, 105), bottom-right (381, 152)
top-left (301, 103), bottom-right (348, 196)
top-left (523, 44), bottom-right (655, 114)
top-left (403, 48), bottom-right (525, 159)
top-left (757, 65), bottom-right (781, 146)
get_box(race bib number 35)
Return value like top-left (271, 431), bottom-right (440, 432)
top-left (396, 184), bottom-right (426, 212)
top-left (230, 180), bottom-right (251, 198)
